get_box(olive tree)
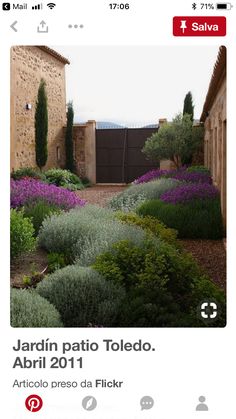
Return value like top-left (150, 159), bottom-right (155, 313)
top-left (142, 113), bottom-right (203, 169)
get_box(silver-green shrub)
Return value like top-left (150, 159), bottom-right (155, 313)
top-left (38, 206), bottom-right (110, 257)
top-left (11, 288), bottom-right (63, 327)
top-left (37, 266), bottom-right (125, 327)
top-left (39, 205), bottom-right (145, 263)
top-left (108, 178), bottom-right (181, 211)
top-left (77, 221), bottom-right (145, 266)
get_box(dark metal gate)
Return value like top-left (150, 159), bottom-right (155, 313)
top-left (96, 127), bottom-right (159, 183)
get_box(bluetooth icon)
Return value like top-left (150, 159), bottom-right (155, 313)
top-left (192, 2), bottom-right (197, 9)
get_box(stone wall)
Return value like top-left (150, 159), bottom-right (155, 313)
top-left (203, 78), bottom-right (226, 225)
top-left (72, 121), bottom-right (96, 183)
top-left (10, 46), bottom-right (68, 171)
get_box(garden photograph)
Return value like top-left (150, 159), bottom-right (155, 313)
top-left (10, 45), bottom-right (226, 328)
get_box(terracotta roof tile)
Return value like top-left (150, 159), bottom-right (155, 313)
top-left (37, 46), bottom-right (70, 65)
top-left (200, 46), bottom-right (226, 122)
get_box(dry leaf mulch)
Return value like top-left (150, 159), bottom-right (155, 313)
top-left (11, 247), bottom-right (48, 288)
top-left (179, 239), bottom-right (226, 291)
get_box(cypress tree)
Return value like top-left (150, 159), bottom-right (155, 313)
top-left (35, 79), bottom-right (48, 169)
top-left (183, 91), bottom-right (194, 122)
top-left (65, 101), bottom-right (75, 172)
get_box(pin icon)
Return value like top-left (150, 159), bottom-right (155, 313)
top-left (180, 20), bottom-right (187, 33)
top-left (25, 395), bottom-right (43, 412)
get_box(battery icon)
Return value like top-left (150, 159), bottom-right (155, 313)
top-left (216, 3), bottom-right (233, 9)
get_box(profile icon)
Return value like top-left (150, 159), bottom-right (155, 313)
top-left (196, 396), bottom-right (209, 411)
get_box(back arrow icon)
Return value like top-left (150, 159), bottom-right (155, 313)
top-left (10, 21), bottom-right (18, 32)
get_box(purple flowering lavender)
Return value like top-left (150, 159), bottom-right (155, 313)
top-left (133, 167), bottom-right (185, 184)
top-left (160, 183), bottom-right (219, 205)
top-left (133, 169), bottom-right (169, 184)
top-left (133, 166), bottom-right (212, 185)
top-left (171, 171), bottom-right (212, 184)
top-left (11, 178), bottom-right (85, 210)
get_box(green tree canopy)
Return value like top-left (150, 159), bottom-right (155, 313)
top-left (142, 113), bottom-right (204, 169)
top-left (35, 79), bottom-right (48, 169)
top-left (65, 101), bottom-right (76, 173)
top-left (183, 91), bottom-right (194, 122)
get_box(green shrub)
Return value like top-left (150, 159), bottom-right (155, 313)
top-left (44, 168), bottom-right (84, 190)
top-left (11, 288), bottom-right (63, 327)
top-left (187, 165), bottom-right (211, 174)
top-left (11, 167), bottom-right (44, 180)
top-left (11, 209), bottom-right (36, 259)
top-left (120, 284), bottom-right (188, 327)
top-left (108, 178), bottom-right (181, 211)
top-left (93, 239), bottom-right (196, 295)
top-left (115, 212), bottom-right (178, 245)
top-left (47, 252), bottom-right (67, 273)
top-left (23, 200), bottom-right (61, 235)
top-left (59, 183), bottom-right (79, 191)
top-left (137, 199), bottom-right (224, 239)
top-left (93, 239), bottom-right (226, 327)
top-left (142, 113), bottom-right (203, 168)
top-left (37, 266), bottom-right (125, 327)
top-left (39, 205), bottom-right (145, 264)
top-left (81, 176), bottom-right (91, 187)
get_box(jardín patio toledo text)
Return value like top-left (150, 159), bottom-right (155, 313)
top-left (13, 338), bottom-right (156, 353)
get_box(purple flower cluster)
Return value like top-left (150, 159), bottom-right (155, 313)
top-left (133, 166), bottom-right (212, 185)
top-left (171, 171), bottom-right (212, 184)
top-left (11, 178), bottom-right (85, 210)
top-left (160, 183), bottom-right (219, 205)
top-left (133, 169), bottom-right (168, 184)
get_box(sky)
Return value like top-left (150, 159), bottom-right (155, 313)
top-left (53, 45), bottom-right (219, 126)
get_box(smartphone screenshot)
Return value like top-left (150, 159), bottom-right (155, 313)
top-left (1, 0), bottom-right (235, 417)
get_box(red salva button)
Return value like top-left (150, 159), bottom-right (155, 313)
top-left (173, 16), bottom-right (226, 36)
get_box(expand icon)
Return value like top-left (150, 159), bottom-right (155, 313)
top-left (197, 300), bottom-right (220, 324)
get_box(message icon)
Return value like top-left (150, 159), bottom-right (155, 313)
top-left (140, 396), bottom-right (154, 410)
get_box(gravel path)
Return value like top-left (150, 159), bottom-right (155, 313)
top-left (77, 185), bottom-right (126, 207)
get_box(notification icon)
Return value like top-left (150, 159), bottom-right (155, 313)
top-left (25, 395), bottom-right (43, 412)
